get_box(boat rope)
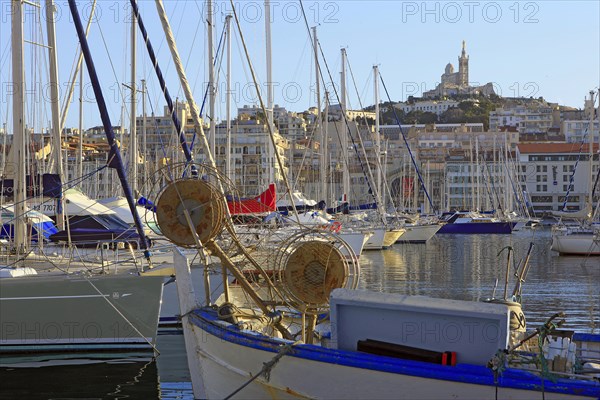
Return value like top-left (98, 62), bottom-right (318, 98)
top-left (223, 341), bottom-right (301, 400)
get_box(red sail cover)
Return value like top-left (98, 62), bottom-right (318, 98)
top-left (227, 183), bottom-right (276, 215)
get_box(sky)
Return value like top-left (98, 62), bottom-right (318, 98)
top-left (0, 0), bottom-right (599, 131)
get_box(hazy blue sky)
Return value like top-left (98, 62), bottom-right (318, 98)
top-left (1, 0), bottom-right (599, 130)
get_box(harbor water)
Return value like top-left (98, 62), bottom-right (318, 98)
top-left (1, 228), bottom-right (598, 399)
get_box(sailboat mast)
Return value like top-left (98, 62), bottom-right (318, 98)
top-left (207, 0), bottom-right (216, 159)
top-left (129, 10), bottom-right (138, 194)
top-left (45, 0), bottom-right (65, 230)
top-left (12, 0), bottom-right (27, 254)
top-left (312, 27), bottom-right (325, 202)
top-left (476, 137), bottom-right (480, 211)
top-left (340, 48), bottom-right (350, 200)
top-left (374, 65), bottom-right (382, 209)
top-left (589, 90), bottom-right (595, 209)
top-left (226, 15), bottom-right (232, 181)
top-left (141, 79), bottom-right (147, 187)
top-left (78, 66), bottom-right (84, 180)
top-left (469, 138), bottom-right (474, 211)
top-left (324, 91), bottom-right (330, 205)
top-left (265, 0), bottom-right (275, 185)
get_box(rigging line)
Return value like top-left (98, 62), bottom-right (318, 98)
top-left (482, 156), bottom-right (504, 213)
top-left (163, 0), bottom-right (187, 81)
top-left (172, 0), bottom-right (196, 103)
top-left (592, 164), bottom-right (600, 200)
top-left (561, 132), bottom-right (588, 210)
top-left (140, 1), bottom-right (177, 113)
top-left (231, 26), bottom-right (253, 95)
top-left (94, 14), bottom-right (131, 126)
top-left (145, 86), bottom-right (176, 181)
top-left (503, 149), bottom-right (524, 212)
top-left (297, 1), bottom-right (335, 108)
top-left (291, 113), bottom-right (319, 190)
top-left (190, 0), bottom-right (209, 96)
top-left (360, 69), bottom-right (373, 107)
top-left (60, 0), bottom-right (97, 129)
top-left (289, 34), bottom-right (312, 98)
top-left (182, 5), bottom-right (203, 81)
top-left (379, 72), bottom-right (436, 213)
top-left (190, 21), bottom-right (227, 153)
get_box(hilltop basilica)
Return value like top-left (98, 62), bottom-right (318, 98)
top-left (423, 41), bottom-right (495, 99)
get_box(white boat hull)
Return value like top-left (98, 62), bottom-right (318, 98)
top-left (184, 310), bottom-right (597, 400)
top-left (0, 273), bottom-right (164, 353)
top-left (395, 224), bottom-right (441, 243)
top-left (337, 231), bottom-right (369, 257)
top-left (551, 231), bottom-right (600, 255)
top-left (362, 228), bottom-right (385, 250)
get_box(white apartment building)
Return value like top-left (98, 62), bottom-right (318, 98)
top-left (517, 143), bottom-right (599, 212)
top-left (396, 99), bottom-right (459, 116)
top-left (562, 120), bottom-right (600, 143)
top-left (213, 118), bottom-right (290, 196)
top-left (489, 103), bottom-right (559, 134)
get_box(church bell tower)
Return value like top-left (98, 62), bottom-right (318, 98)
top-left (458, 40), bottom-right (469, 86)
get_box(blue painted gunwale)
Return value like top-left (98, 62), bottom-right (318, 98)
top-left (189, 308), bottom-right (600, 398)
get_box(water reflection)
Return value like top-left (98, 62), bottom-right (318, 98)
top-left (359, 228), bottom-right (599, 332)
top-left (0, 358), bottom-right (159, 400)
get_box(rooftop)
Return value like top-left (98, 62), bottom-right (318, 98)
top-left (517, 143), bottom-right (599, 154)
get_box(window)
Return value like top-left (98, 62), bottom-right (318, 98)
top-left (531, 195), bottom-right (552, 202)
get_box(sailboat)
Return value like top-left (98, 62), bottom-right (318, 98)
top-left (551, 91), bottom-right (600, 256)
top-left (0, 0), bottom-right (163, 355)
